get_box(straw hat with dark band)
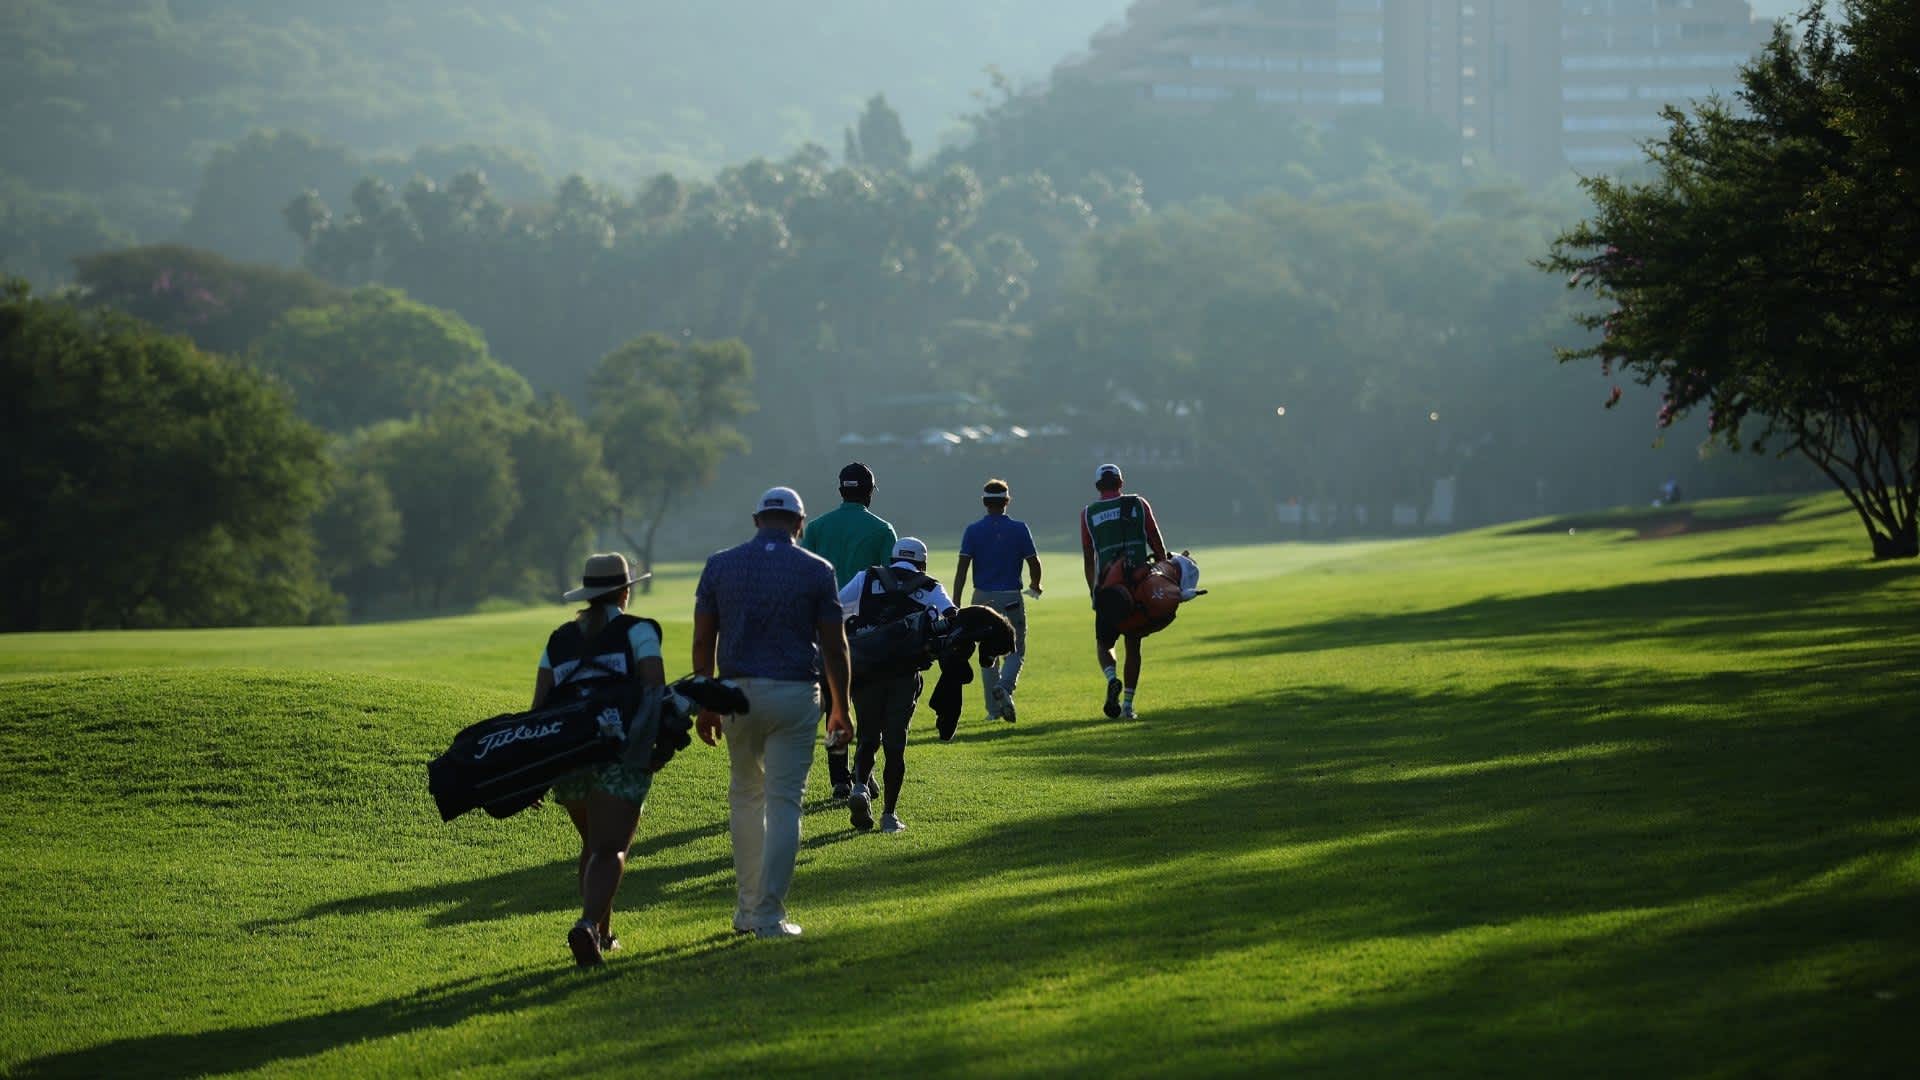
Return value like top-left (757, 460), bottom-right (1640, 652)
top-left (563, 552), bottom-right (651, 602)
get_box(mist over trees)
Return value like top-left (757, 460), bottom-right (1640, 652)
top-left (9, 1), bottom-right (1864, 625)
top-left (0, 0), bottom-right (1129, 276)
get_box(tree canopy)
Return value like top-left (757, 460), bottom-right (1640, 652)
top-left (1546, 0), bottom-right (1920, 558)
top-left (249, 286), bottom-right (531, 432)
top-left (592, 334), bottom-right (757, 586)
top-left (0, 278), bottom-right (334, 630)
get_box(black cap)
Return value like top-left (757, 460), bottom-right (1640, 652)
top-left (839, 462), bottom-right (875, 491)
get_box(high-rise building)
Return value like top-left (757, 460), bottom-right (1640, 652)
top-left (1066, 0), bottom-right (1393, 124)
top-left (1557, 0), bottom-right (1773, 169)
top-left (1057, 0), bottom-right (1774, 179)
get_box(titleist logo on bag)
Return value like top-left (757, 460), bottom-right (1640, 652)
top-left (474, 720), bottom-right (565, 760)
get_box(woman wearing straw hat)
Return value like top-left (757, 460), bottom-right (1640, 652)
top-left (531, 552), bottom-right (662, 966)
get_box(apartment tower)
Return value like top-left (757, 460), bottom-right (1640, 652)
top-left (1061, 0), bottom-right (1773, 179)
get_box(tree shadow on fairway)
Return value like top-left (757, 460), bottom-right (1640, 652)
top-left (1200, 564), bottom-right (1914, 657)
top-left (20, 560), bottom-right (1918, 1078)
top-left (247, 790), bottom-right (878, 934)
top-left (11, 966), bottom-right (612, 1079)
top-left (20, 651), bottom-right (1918, 1077)
top-left (248, 815), bottom-right (737, 932)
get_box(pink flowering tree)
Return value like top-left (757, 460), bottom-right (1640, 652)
top-left (1544, 1), bottom-right (1919, 558)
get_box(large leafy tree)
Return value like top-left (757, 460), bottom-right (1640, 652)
top-left (592, 334), bottom-right (756, 589)
top-left (355, 400), bottom-right (522, 611)
top-left (1545, 1), bottom-right (1920, 558)
top-left (249, 285), bottom-right (531, 431)
top-left (505, 396), bottom-right (619, 596)
top-left (0, 278), bottom-right (333, 630)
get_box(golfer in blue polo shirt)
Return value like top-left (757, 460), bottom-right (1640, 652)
top-left (952, 478), bottom-right (1042, 723)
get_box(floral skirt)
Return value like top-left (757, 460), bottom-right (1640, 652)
top-left (551, 760), bottom-right (652, 806)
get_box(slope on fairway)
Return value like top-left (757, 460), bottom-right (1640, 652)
top-left (1, 493), bottom-right (1917, 1077)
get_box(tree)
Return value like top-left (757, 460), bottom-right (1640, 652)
top-left (0, 278), bottom-right (334, 630)
top-left (309, 446), bottom-right (403, 614)
top-left (1544, 2), bottom-right (1920, 558)
top-left (847, 94), bottom-right (913, 173)
top-left (356, 401), bottom-right (522, 611)
top-left (0, 174), bottom-right (132, 286)
top-left (505, 397), bottom-right (619, 596)
top-left (184, 130), bottom-right (363, 266)
top-left (72, 245), bottom-right (345, 357)
top-left (249, 286), bottom-right (531, 431)
top-left (591, 334), bottom-right (756, 589)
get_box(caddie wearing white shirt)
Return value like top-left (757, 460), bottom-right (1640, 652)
top-left (836, 537), bottom-right (956, 834)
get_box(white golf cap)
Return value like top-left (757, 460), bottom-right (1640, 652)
top-left (892, 536), bottom-right (929, 565)
top-left (1094, 463), bottom-right (1123, 486)
top-left (756, 486), bottom-right (805, 516)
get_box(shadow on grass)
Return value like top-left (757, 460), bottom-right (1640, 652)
top-left (19, 565), bottom-right (1920, 1077)
top-left (246, 795), bottom-right (874, 933)
top-left (1200, 565), bottom-right (1915, 657)
top-left (1498, 496), bottom-right (1842, 540)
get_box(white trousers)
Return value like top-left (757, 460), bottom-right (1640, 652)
top-left (971, 589), bottom-right (1028, 707)
top-left (724, 677), bottom-right (821, 931)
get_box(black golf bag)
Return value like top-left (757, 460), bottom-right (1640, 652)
top-left (427, 674), bottom-right (749, 823)
top-left (927, 604), bottom-right (1017, 740)
top-left (847, 565), bottom-right (942, 684)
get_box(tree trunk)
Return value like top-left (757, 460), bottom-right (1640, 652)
top-left (1797, 423), bottom-right (1919, 561)
top-left (1870, 518), bottom-right (1918, 560)
top-left (613, 505), bottom-right (649, 590)
top-left (638, 490), bottom-right (676, 595)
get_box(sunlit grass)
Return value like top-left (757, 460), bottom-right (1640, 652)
top-left (1, 491), bottom-right (1914, 1077)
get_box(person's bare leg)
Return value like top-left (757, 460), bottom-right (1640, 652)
top-left (1121, 635), bottom-right (1145, 716)
top-left (562, 799), bottom-right (591, 901)
top-left (581, 791), bottom-right (642, 940)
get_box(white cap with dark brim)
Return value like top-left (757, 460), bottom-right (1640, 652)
top-left (756, 486), bottom-right (806, 517)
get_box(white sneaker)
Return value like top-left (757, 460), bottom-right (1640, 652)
top-left (753, 921), bottom-right (803, 939)
top-left (880, 813), bottom-right (907, 833)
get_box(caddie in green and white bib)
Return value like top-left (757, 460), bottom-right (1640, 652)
top-left (1079, 464), bottom-right (1170, 721)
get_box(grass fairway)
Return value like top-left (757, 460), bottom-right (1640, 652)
top-left (2, 493), bottom-right (1916, 1077)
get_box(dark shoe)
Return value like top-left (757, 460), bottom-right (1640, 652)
top-left (599, 932), bottom-right (621, 952)
top-left (936, 712), bottom-right (958, 742)
top-left (1001, 698), bottom-right (1016, 724)
top-left (1103, 677), bottom-right (1123, 718)
top-left (568, 922), bottom-right (603, 967)
top-left (849, 785), bottom-right (874, 831)
top-left (832, 781), bottom-right (851, 800)
top-left (866, 776), bottom-right (880, 800)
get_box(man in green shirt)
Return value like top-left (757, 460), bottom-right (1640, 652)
top-left (1080, 463), bottom-right (1169, 720)
top-left (802, 462), bottom-right (897, 797)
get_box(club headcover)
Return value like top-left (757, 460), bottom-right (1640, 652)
top-left (673, 675), bottom-right (751, 715)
